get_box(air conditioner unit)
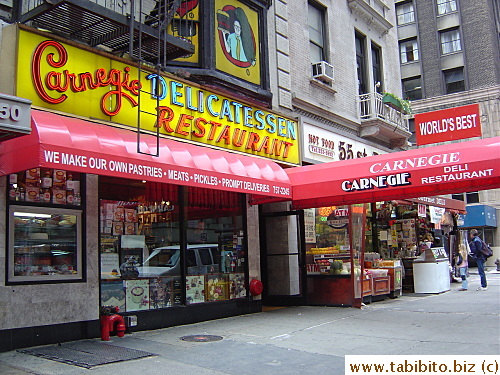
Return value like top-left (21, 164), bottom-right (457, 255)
top-left (312, 61), bottom-right (334, 83)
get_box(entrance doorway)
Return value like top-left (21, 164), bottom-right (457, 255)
top-left (259, 211), bottom-right (306, 306)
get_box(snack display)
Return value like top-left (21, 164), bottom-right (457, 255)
top-left (307, 246), bottom-right (340, 255)
top-left (11, 209), bottom-right (80, 279)
top-left (8, 169), bottom-right (81, 206)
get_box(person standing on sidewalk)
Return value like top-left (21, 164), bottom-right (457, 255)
top-left (457, 243), bottom-right (469, 291)
top-left (470, 229), bottom-right (487, 291)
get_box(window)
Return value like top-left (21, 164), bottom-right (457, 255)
top-left (372, 44), bottom-right (383, 91)
top-left (437, 0), bottom-right (457, 15)
top-left (355, 32), bottom-right (367, 94)
top-left (402, 77), bottom-right (422, 100)
top-left (467, 192), bottom-right (479, 204)
top-left (99, 178), bottom-right (248, 311)
top-left (308, 2), bottom-right (326, 63)
top-left (400, 39), bottom-right (419, 63)
top-left (7, 168), bottom-right (84, 284)
top-left (396, 2), bottom-right (415, 25)
top-left (444, 67), bottom-right (465, 93)
top-left (9, 205), bottom-right (83, 283)
top-left (440, 29), bottom-right (461, 54)
top-left (452, 192), bottom-right (480, 204)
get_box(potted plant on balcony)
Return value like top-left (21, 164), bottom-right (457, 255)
top-left (382, 92), bottom-right (412, 114)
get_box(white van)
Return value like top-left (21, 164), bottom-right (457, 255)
top-left (137, 244), bottom-right (220, 277)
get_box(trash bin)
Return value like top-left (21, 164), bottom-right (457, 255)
top-left (413, 247), bottom-right (450, 293)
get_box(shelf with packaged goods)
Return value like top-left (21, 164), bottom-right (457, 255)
top-left (8, 205), bottom-right (83, 283)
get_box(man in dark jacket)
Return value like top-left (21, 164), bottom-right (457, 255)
top-left (470, 229), bottom-right (487, 290)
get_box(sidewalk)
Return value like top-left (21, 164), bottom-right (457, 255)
top-left (1, 272), bottom-right (498, 375)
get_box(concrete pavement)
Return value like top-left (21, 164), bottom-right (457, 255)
top-left (1, 271), bottom-right (498, 375)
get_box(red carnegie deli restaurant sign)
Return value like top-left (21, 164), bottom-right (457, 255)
top-left (414, 104), bottom-right (481, 146)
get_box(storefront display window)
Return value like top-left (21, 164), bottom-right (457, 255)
top-left (99, 178), bottom-right (247, 312)
top-left (185, 187), bottom-right (246, 304)
top-left (7, 168), bottom-right (84, 284)
top-left (305, 205), bottom-right (367, 307)
top-left (99, 180), bottom-right (182, 311)
top-left (306, 206), bottom-right (352, 276)
top-left (8, 168), bottom-right (82, 206)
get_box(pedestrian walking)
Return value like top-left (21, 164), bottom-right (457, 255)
top-left (469, 229), bottom-right (487, 291)
top-left (456, 243), bottom-right (468, 291)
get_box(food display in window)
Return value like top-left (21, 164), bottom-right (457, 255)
top-left (9, 206), bottom-right (82, 282)
top-left (8, 168), bottom-right (81, 206)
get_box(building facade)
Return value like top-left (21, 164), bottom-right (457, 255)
top-left (1, 0), bottom-right (449, 351)
top-left (395, 0), bottom-right (500, 247)
top-left (0, 0), bottom-right (300, 351)
top-left (260, 0), bottom-right (412, 305)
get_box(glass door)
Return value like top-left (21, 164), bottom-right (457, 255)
top-left (260, 211), bottom-right (306, 306)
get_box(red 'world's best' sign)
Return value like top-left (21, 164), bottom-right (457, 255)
top-left (414, 104), bottom-right (482, 146)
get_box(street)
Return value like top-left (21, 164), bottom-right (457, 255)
top-left (1, 270), bottom-right (498, 375)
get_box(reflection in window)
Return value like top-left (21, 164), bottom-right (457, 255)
top-left (444, 68), bottom-right (465, 94)
top-left (437, 0), bottom-right (457, 15)
top-left (98, 180), bottom-right (248, 312)
top-left (185, 187), bottom-right (246, 304)
top-left (402, 76), bottom-right (422, 100)
top-left (396, 2), bottom-right (415, 25)
top-left (400, 39), bottom-right (419, 63)
top-left (440, 29), bottom-right (461, 54)
top-left (308, 2), bottom-right (326, 63)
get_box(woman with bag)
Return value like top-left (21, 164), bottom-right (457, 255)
top-left (456, 243), bottom-right (468, 291)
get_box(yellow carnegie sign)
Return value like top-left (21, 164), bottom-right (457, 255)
top-left (16, 30), bottom-right (299, 164)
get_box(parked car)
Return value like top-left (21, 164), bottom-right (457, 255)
top-left (137, 244), bottom-right (220, 277)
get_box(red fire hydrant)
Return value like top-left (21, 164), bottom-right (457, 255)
top-left (100, 306), bottom-right (126, 341)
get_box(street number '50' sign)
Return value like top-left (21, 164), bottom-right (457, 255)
top-left (0, 103), bottom-right (22, 121)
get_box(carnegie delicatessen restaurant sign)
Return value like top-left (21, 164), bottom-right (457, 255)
top-left (15, 29), bottom-right (299, 165)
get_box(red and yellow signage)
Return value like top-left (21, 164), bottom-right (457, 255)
top-left (16, 30), bottom-right (299, 165)
top-left (414, 104), bottom-right (482, 146)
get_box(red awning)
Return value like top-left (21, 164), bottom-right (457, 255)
top-left (0, 110), bottom-right (291, 201)
top-left (287, 137), bottom-right (500, 209)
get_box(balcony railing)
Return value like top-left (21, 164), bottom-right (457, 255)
top-left (359, 92), bottom-right (409, 133)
